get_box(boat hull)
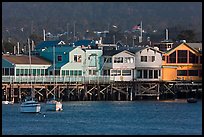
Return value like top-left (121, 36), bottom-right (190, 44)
top-left (187, 98), bottom-right (197, 103)
top-left (20, 103), bottom-right (41, 113)
top-left (46, 101), bottom-right (63, 111)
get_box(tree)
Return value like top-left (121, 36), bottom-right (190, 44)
top-left (176, 30), bottom-right (195, 42)
top-left (2, 40), bottom-right (15, 54)
top-left (29, 33), bottom-right (43, 45)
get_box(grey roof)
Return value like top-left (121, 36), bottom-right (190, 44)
top-left (103, 47), bottom-right (146, 56)
top-left (186, 43), bottom-right (202, 51)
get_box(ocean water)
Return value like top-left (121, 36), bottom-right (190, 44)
top-left (2, 100), bottom-right (202, 135)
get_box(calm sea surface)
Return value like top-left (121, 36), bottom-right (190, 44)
top-left (2, 100), bottom-right (202, 135)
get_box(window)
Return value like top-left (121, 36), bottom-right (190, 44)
top-left (111, 70), bottom-right (121, 76)
top-left (5, 68), bottom-right (9, 76)
top-left (16, 69), bottom-right (20, 76)
top-left (74, 55), bottom-right (77, 62)
top-left (137, 70), bottom-right (142, 78)
top-left (158, 70), bottom-right (161, 76)
top-left (178, 50), bottom-right (187, 63)
top-left (122, 70), bottom-right (131, 76)
top-left (74, 70), bottom-right (78, 76)
top-left (70, 70), bottom-right (73, 76)
top-left (162, 56), bottom-right (165, 61)
top-left (45, 70), bottom-right (48, 75)
top-left (154, 70), bottom-right (158, 79)
top-left (149, 70), bottom-right (153, 79)
top-left (114, 57), bottom-right (123, 63)
top-left (62, 70), bottom-right (65, 76)
top-left (168, 51), bottom-right (176, 63)
top-left (93, 70), bottom-right (97, 75)
top-left (37, 69), bottom-right (41, 75)
top-left (57, 55), bottom-right (62, 62)
top-left (78, 70), bottom-right (82, 76)
top-left (177, 70), bottom-right (187, 76)
top-left (143, 70), bottom-right (148, 78)
top-left (104, 57), bottom-right (112, 63)
top-left (148, 56), bottom-right (155, 62)
top-left (74, 55), bottom-right (82, 62)
top-left (89, 70), bottom-right (98, 75)
top-left (188, 70), bottom-right (198, 76)
top-left (20, 69), bottom-right (24, 76)
top-left (66, 70), bottom-right (69, 75)
top-left (24, 69), bottom-right (28, 76)
top-left (141, 56), bottom-right (147, 62)
top-left (41, 69), bottom-right (45, 75)
top-left (2, 68), bottom-right (5, 75)
top-left (103, 70), bottom-right (110, 76)
top-left (9, 68), bottom-right (14, 75)
top-left (124, 57), bottom-right (134, 63)
top-left (78, 55), bottom-right (82, 62)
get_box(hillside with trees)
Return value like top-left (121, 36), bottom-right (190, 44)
top-left (2, 2), bottom-right (202, 53)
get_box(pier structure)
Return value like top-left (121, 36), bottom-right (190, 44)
top-left (2, 76), bottom-right (202, 102)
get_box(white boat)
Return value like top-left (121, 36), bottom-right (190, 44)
top-left (46, 99), bottom-right (63, 111)
top-left (2, 100), bottom-right (14, 105)
top-left (20, 99), bottom-right (41, 113)
top-left (20, 38), bottom-right (41, 113)
top-left (46, 45), bottom-right (63, 111)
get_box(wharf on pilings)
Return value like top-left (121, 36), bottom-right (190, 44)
top-left (2, 80), bottom-right (202, 102)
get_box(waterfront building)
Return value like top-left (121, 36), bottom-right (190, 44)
top-left (2, 54), bottom-right (51, 77)
top-left (132, 46), bottom-right (163, 81)
top-left (102, 49), bottom-right (135, 81)
top-left (161, 42), bottom-right (202, 81)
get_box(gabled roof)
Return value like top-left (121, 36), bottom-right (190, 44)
top-left (2, 55), bottom-right (51, 65)
top-left (120, 46), bottom-right (164, 54)
top-left (35, 40), bottom-right (64, 50)
top-left (71, 40), bottom-right (96, 47)
top-left (165, 42), bottom-right (202, 55)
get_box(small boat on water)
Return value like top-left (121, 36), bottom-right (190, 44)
top-left (46, 99), bottom-right (63, 111)
top-left (20, 98), bottom-right (41, 113)
top-left (187, 98), bottom-right (197, 103)
top-left (45, 45), bottom-right (63, 112)
top-left (2, 100), bottom-right (14, 105)
top-left (20, 39), bottom-right (41, 113)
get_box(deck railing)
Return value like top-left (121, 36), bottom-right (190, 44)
top-left (2, 76), bottom-right (114, 84)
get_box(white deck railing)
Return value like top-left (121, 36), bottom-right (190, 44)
top-left (2, 76), bottom-right (114, 84)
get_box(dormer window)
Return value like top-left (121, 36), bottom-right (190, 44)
top-left (74, 55), bottom-right (82, 62)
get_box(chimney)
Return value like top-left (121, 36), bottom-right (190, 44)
top-left (165, 29), bottom-right (168, 40)
top-left (43, 29), bottom-right (46, 41)
top-left (14, 44), bottom-right (16, 55)
top-left (31, 40), bottom-right (35, 51)
top-left (17, 42), bottom-right (20, 54)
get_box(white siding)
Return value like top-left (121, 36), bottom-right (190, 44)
top-left (135, 48), bottom-right (162, 68)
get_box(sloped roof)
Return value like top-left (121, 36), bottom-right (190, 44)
top-left (103, 46), bottom-right (163, 56)
top-left (2, 55), bottom-right (51, 65)
top-left (186, 43), bottom-right (202, 50)
top-left (165, 42), bottom-right (202, 55)
top-left (35, 40), bottom-right (63, 50)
